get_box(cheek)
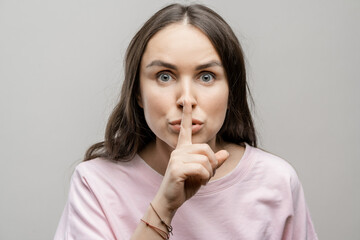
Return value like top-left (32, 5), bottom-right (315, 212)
top-left (203, 89), bottom-right (229, 133)
top-left (141, 90), bottom-right (170, 124)
top-left (213, 96), bottom-right (228, 123)
top-left (203, 88), bottom-right (228, 118)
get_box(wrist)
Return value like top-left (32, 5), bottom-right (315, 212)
top-left (151, 196), bottom-right (177, 224)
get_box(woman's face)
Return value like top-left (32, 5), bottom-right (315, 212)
top-left (139, 23), bottom-right (229, 149)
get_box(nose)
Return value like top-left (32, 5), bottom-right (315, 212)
top-left (176, 78), bottom-right (197, 110)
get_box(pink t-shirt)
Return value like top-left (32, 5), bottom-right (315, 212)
top-left (54, 144), bottom-right (318, 239)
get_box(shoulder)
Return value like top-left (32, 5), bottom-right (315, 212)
top-left (251, 147), bottom-right (297, 174)
top-left (247, 146), bottom-right (301, 190)
top-left (73, 157), bottom-right (136, 182)
top-left (75, 158), bottom-right (116, 174)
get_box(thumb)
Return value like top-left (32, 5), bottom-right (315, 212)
top-left (215, 150), bottom-right (229, 168)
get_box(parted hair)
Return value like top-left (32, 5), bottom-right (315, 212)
top-left (84, 3), bottom-right (257, 161)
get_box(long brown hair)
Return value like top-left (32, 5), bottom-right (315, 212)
top-left (84, 3), bottom-right (257, 162)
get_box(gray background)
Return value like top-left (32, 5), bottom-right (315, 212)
top-left (0, 0), bottom-right (359, 239)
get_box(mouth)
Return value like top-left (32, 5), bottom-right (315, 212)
top-left (169, 119), bottom-right (204, 133)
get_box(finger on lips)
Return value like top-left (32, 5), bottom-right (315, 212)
top-left (177, 100), bottom-right (192, 147)
top-left (176, 100), bottom-right (222, 180)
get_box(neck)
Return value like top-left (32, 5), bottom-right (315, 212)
top-left (138, 138), bottom-right (174, 175)
top-left (154, 139), bottom-right (174, 174)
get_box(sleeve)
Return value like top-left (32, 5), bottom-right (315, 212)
top-left (54, 166), bottom-right (117, 240)
top-left (282, 172), bottom-right (319, 240)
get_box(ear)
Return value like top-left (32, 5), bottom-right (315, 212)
top-left (137, 94), bottom-right (143, 108)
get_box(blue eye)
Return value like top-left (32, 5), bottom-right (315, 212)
top-left (157, 73), bottom-right (172, 82)
top-left (200, 73), bottom-right (214, 83)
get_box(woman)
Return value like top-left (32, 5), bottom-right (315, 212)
top-left (54, 4), bottom-right (317, 240)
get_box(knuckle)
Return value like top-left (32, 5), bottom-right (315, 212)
top-left (201, 144), bottom-right (214, 156)
top-left (195, 164), bottom-right (205, 174)
top-left (192, 164), bottom-right (202, 175)
top-left (200, 143), bottom-right (210, 150)
top-left (204, 169), bottom-right (211, 179)
top-left (197, 155), bottom-right (208, 164)
top-left (192, 164), bottom-right (211, 181)
top-left (204, 144), bottom-right (212, 152)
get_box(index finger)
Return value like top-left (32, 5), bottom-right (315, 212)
top-left (177, 100), bottom-right (192, 147)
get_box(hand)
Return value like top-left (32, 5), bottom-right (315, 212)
top-left (153, 100), bottom-right (229, 214)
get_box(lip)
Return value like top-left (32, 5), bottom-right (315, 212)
top-left (168, 118), bottom-right (204, 134)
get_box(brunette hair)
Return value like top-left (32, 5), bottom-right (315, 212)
top-left (84, 3), bottom-right (257, 161)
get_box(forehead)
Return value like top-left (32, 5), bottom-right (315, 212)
top-left (141, 23), bottom-right (221, 66)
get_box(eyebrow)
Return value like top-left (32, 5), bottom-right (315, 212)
top-left (145, 60), bottom-right (222, 71)
top-left (195, 61), bottom-right (222, 70)
top-left (146, 60), bottom-right (177, 70)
